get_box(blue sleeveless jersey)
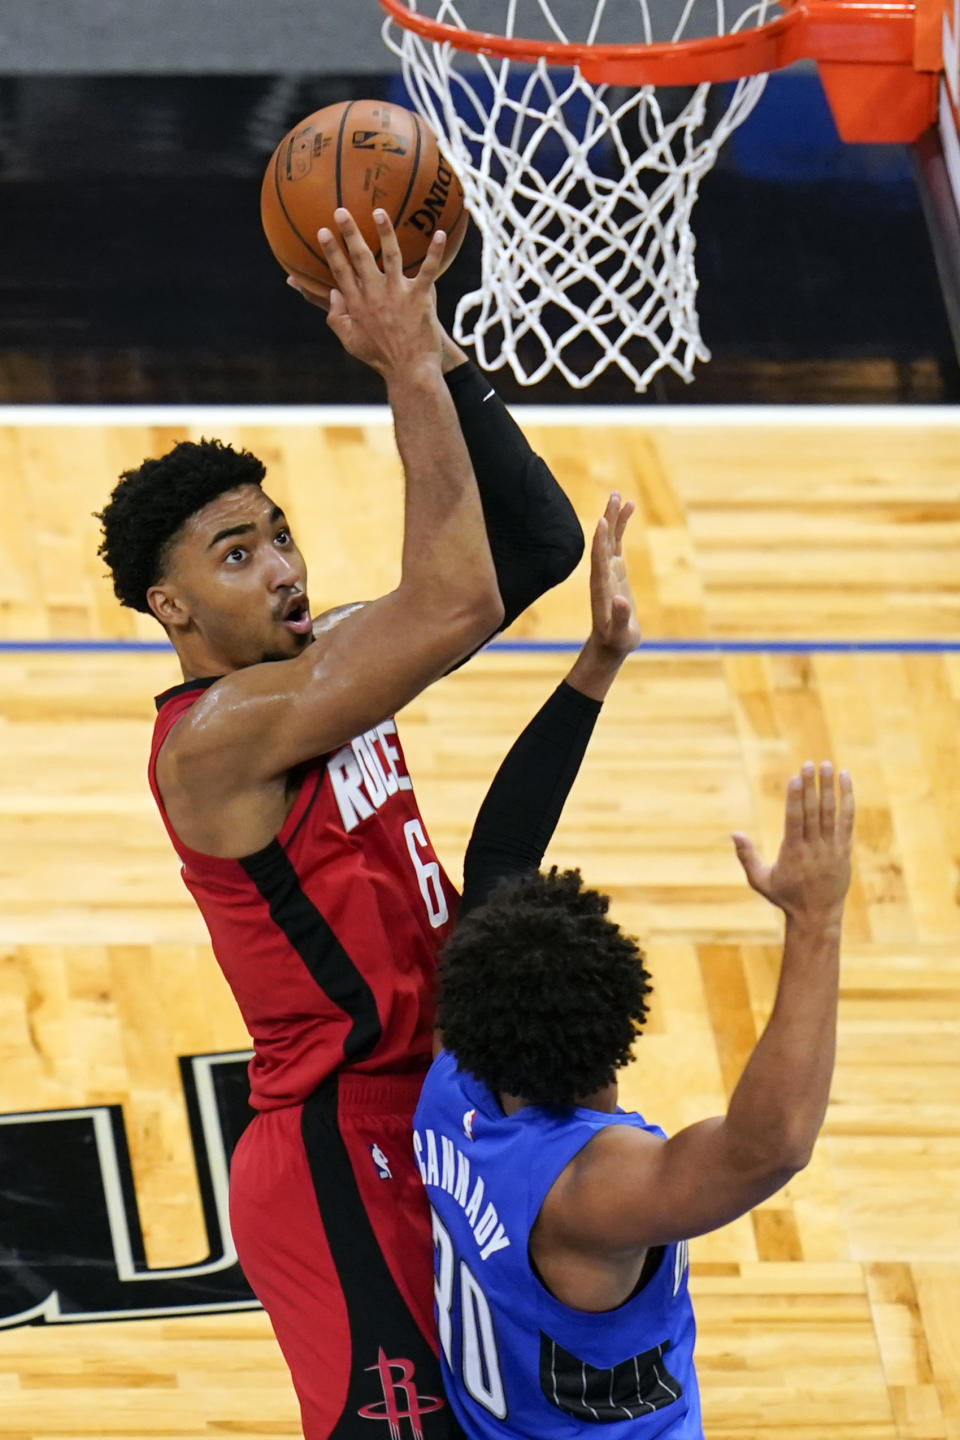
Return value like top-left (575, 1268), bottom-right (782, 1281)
top-left (413, 1050), bottom-right (703, 1440)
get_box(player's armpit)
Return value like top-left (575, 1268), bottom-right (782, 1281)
top-left (544, 1118), bottom-right (803, 1256)
top-left (165, 584), bottom-right (501, 789)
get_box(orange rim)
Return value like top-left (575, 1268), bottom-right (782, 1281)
top-left (378, 0), bottom-right (927, 86)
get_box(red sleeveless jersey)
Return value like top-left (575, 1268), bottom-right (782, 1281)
top-left (148, 678), bottom-right (459, 1110)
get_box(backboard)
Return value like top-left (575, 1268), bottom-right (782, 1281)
top-left (914, 2), bottom-right (960, 358)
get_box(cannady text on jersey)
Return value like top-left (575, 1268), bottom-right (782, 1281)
top-left (413, 1127), bottom-right (512, 1262)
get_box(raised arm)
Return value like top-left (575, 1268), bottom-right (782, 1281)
top-left (549, 762), bottom-right (854, 1252)
top-left (290, 291), bottom-right (584, 655)
top-left (460, 494), bottom-right (639, 917)
top-left (439, 339), bottom-right (583, 656)
top-left (165, 209), bottom-right (502, 788)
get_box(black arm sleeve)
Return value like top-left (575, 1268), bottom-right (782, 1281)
top-left (445, 359), bottom-right (584, 636)
top-left (460, 680), bottom-right (602, 919)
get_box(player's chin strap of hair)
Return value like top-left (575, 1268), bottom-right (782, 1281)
top-left (443, 359), bottom-right (584, 674)
top-left (460, 680), bottom-right (601, 917)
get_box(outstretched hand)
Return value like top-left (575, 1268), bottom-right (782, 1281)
top-left (589, 492), bottom-right (641, 660)
top-left (286, 207), bottom-right (446, 378)
top-left (564, 492), bottom-right (640, 703)
top-left (732, 762), bottom-right (854, 924)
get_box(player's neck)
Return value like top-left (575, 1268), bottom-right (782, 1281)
top-left (174, 634), bottom-right (235, 683)
top-left (499, 1083), bottom-right (619, 1116)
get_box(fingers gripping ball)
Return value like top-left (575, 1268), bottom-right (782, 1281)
top-left (261, 98), bottom-right (469, 287)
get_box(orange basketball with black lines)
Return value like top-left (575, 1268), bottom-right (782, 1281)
top-left (260, 98), bottom-right (468, 288)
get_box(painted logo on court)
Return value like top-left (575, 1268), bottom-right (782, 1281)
top-left (0, 1051), bottom-right (258, 1328)
top-left (358, 1348), bottom-right (445, 1440)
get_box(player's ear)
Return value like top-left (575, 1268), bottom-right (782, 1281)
top-left (146, 582), bottom-right (191, 630)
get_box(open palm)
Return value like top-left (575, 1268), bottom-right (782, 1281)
top-left (589, 492), bottom-right (641, 659)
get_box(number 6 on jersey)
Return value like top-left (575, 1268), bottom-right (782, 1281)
top-left (404, 818), bottom-right (450, 928)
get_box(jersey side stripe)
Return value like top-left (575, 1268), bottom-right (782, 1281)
top-left (240, 840), bottom-right (382, 1065)
top-left (539, 1335), bottom-right (683, 1422)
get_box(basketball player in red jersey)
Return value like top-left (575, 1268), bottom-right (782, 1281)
top-left (96, 209), bottom-right (582, 1440)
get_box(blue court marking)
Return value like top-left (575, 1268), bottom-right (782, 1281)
top-left (490, 639), bottom-right (960, 653)
top-left (1, 639), bottom-right (959, 655)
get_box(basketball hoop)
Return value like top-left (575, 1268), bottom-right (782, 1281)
top-left (379, 0), bottom-right (940, 391)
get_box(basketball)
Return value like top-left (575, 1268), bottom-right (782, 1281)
top-left (260, 98), bottom-right (468, 289)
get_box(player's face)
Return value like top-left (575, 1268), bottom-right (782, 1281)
top-left (163, 485), bottom-right (312, 667)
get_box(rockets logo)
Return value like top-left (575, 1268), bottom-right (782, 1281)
top-left (358, 1348), bottom-right (444, 1440)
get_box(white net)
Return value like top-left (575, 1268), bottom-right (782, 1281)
top-left (382, 0), bottom-right (780, 390)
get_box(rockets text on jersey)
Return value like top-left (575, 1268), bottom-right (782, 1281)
top-left (328, 720), bottom-right (413, 831)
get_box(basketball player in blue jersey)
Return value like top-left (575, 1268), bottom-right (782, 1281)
top-left (415, 505), bottom-right (855, 1440)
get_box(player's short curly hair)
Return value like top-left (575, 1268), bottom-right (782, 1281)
top-left (438, 867), bottom-right (652, 1108)
top-left (96, 438), bottom-right (267, 614)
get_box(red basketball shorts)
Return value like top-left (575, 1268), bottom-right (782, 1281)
top-left (229, 1071), bottom-right (460, 1440)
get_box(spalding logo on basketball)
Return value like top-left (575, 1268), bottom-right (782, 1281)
top-left (261, 98), bottom-right (469, 287)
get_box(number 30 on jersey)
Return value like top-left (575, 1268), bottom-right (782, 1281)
top-left (431, 1208), bottom-right (507, 1418)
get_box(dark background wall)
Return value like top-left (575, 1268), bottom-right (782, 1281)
top-left (0, 2), bottom-right (748, 71)
top-left (0, 1), bottom-right (394, 72)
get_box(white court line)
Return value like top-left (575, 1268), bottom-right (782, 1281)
top-left (0, 405), bottom-right (959, 427)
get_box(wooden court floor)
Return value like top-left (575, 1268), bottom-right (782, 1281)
top-left (1, 412), bottom-right (959, 1437)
